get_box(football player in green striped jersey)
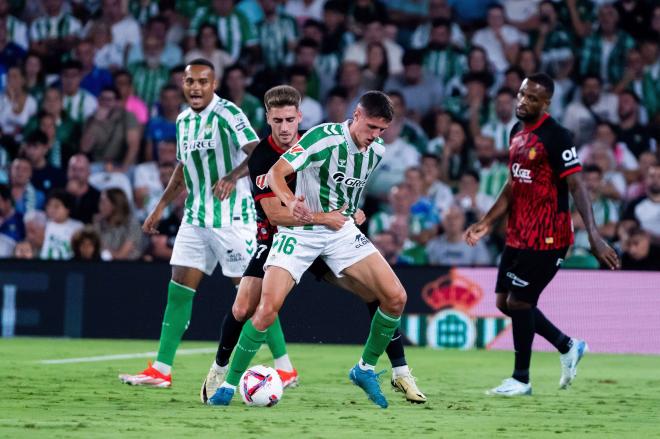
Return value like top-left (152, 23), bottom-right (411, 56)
top-left (118, 58), bottom-right (259, 388)
top-left (211, 92), bottom-right (410, 409)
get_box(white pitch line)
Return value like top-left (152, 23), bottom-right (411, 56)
top-left (39, 347), bottom-right (216, 364)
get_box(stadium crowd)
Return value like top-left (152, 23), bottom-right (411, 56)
top-left (0, 0), bottom-right (658, 270)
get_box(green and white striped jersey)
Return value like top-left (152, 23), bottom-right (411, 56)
top-left (6, 15), bottom-right (28, 50)
top-left (176, 94), bottom-right (259, 228)
top-left (189, 8), bottom-right (257, 61)
top-left (282, 121), bottom-right (385, 230)
top-left (29, 12), bottom-right (81, 41)
top-left (63, 89), bottom-right (97, 125)
top-left (127, 61), bottom-right (169, 107)
top-left (256, 13), bottom-right (298, 69)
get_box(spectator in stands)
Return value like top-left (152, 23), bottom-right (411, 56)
top-left (76, 39), bottom-right (114, 97)
top-left (9, 157), bottom-right (44, 214)
top-left (60, 60), bottom-right (98, 126)
top-left (516, 48), bottom-right (540, 78)
top-left (463, 71), bottom-right (494, 139)
top-left (144, 85), bottom-right (180, 162)
top-left (127, 15), bottom-right (182, 70)
top-left (256, 0), bottom-right (299, 70)
top-left (66, 154), bottom-right (100, 224)
top-left (503, 65), bottom-right (524, 96)
top-left (294, 36), bottom-right (324, 101)
top-left (29, 0), bottom-right (82, 73)
top-left (20, 209), bottom-right (46, 258)
top-left (80, 86), bottom-right (140, 172)
top-left (473, 134), bottom-right (509, 198)
top-left (22, 130), bottom-right (65, 193)
top-left (338, 61), bottom-right (365, 118)
top-left (285, 0), bottom-right (325, 24)
top-left (421, 18), bottom-right (466, 90)
top-left (360, 41), bottom-right (389, 91)
top-left (96, 0), bottom-right (142, 58)
top-left (0, 182), bottom-right (24, 256)
top-left (324, 86), bottom-right (348, 124)
top-left (0, 65), bottom-right (37, 141)
top-left (146, 181), bottom-right (185, 262)
top-left (621, 227), bottom-right (660, 271)
top-left (127, 35), bottom-right (170, 107)
top-left (384, 49), bottom-right (443, 122)
top-left (288, 65), bottom-right (322, 131)
top-left (371, 230), bottom-right (402, 266)
top-left (562, 74), bottom-right (619, 147)
top-left (387, 91), bottom-right (428, 153)
top-left (588, 143), bottom-right (628, 201)
top-left (94, 188), bottom-right (145, 260)
top-left (0, 0), bottom-right (28, 51)
top-left (420, 153), bottom-right (453, 218)
top-left (455, 170), bottom-right (495, 224)
top-left (71, 225), bottom-right (102, 261)
top-left (548, 54), bottom-right (577, 120)
top-left (114, 69), bottom-right (148, 126)
top-left (579, 4), bottom-right (635, 87)
top-left (0, 17), bottom-right (26, 67)
top-left (614, 0), bottom-right (653, 41)
top-left (579, 121), bottom-right (638, 176)
top-left (87, 20), bottom-right (123, 72)
top-left (616, 90), bottom-right (656, 159)
top-left (184, 23), bottom-right (232, 82)
top-left (638, 37), bottom-right (659, 119)
top-left (133, 140), bottom-right (176, 222)
top-left (426, 109), bottom-right (452, 156)
top-left (317, 1), bottom-right (353, 83)
top-left (481, 87), bottom-right (517, 157)
top-left (344, 18), bottom-right (403, 76)
top-left (531, 0), bottom-right (573, 74)
top-left (410, 0), bottom-right (465, 50)
top-left (440, 120), bottom-right (473, 185)
top-left (626, 151), bottom-right (657, 202)
top-left (472, 4), bottom-right (528, 74)
top-left (41, 189), bottom-right (83, 260)
top-left (406, 166), bottom-right (441, 247)
top-left (426, 205), bottom-right (492, 266)
top-left (24, 52), bottom-right (46, 103)
top-left (622, 164), bottom-right (660, 241)
top-left (444, 46), bottom-right (496, 114)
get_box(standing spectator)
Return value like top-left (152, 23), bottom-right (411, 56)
top-left (76, 39), bottom-right (114, 97)
top-left (71, 225), bottom-right (102, 260)
top-left (344, 18), bottom-right (404, 76)
top-left (616, 90), bottom-right (656, 159)
top-left (127, 35), bottom-right (170, 107)
top-left (0, 65), bottom-right (37, 140)
top-left (80, 86), bottom-right (140, 171)
top-left (622, 164), bottom-right (660, 241)
top-left (0, 0), bottom-right (28, 51)
top-left (422, 18), bottom-right (466, 91)
top-left (0, 182), bottom-right (24, 256)
top-left (22, 130), bottom-right (66, 193)
top-left (481, 87), bottom-right (517, 158)
top-left (114, 69), bottom-right (149, 126)
top-left (60, 60), bottom-right (98, 126)
top-left (562, 74), bottom-right (619, 147)
top-left (66, 154), bottom-right (100, 224)
top-left (288, 66), bottom-right (322, 131)
top-left (29, 0), bottom-right (82, 73)
top-left (94, 187), bottom-right (145, 260)
top-left (127, 15), bottom-right (182, 69)
top-left (420, 153), bottom-right (454, 218)
top-left (219, 64), bottom-right (265, 134)
top-left (9, 157), bottom-right (44, 214)
top-left (184, 23), bottom-right (233, 82)
top-left (20, 209), bottom-right (46, 257)
top-left (426, 205), bottom-right (492, 266)
top-left (41, 189), bottom-right (83, 260)
top-left (531, 0), bottom-right (573, 73)
top-left (579, 4), bottom-right (635, 86)
top-left (256, 0), bottom-right (298, 70)
top-left (144, 85), bottom-right (181, 162)
top-left (474, 134), bottom-right (509, 198)
top-left (472, 4), bottom-right (528, 74)
top-left (188, 0), bottom-right (257, 62)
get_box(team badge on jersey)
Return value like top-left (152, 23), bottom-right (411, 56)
top-left (528, 147), bottom-right (536, 160)
top-left (204, 123), bottom-right (213, 137)
top-left (255, 174), bottom-right (268, 189)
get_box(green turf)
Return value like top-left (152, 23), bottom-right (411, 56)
top-left (1, 338), bottom-right (658, 438)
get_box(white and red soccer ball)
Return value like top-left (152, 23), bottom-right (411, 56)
top-left (239, 365), bottom-right (283, 407)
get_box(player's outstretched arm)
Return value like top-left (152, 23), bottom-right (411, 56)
top-left (567, 173), bottom-right (620, 270)
top-left (464, 179), bottom-right (512, 246)
top-left (267, 158), bottom-right (313, 223)
top-left (261, 198), bottom-right (347, 231)
top-left (143, 163), bottom-right (185, 234)
top-left (214, 140), bottom-right (259, 200)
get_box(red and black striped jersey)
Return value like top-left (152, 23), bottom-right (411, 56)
top-left (506, 113), bottom-right (582, 250)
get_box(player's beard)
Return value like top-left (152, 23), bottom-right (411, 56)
top-left (516, 108), bottom-right (538, 123)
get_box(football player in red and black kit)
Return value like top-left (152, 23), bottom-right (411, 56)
top-left (201, 86), bottom-right (427, 404)
top-left (465, 73), bottom-right (619, 396)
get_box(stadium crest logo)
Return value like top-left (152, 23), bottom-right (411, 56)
top-left (399, 269), bottom-right (509, 350)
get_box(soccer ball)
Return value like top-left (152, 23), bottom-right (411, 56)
top-left (239, 365), bottom-right (283, 407)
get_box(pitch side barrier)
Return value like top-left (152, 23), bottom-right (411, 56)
top-left (1, 260), bottom-right (659, 354)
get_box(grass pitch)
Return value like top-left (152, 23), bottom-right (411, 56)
top-left (1, 338), bottom-right (658, 438)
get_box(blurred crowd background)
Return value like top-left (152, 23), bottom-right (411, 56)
top-left (0, 0), bottom-right (658, 270)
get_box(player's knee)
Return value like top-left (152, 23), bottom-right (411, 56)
top-left (496, 296), bottom-right (510, 316)
top-left (506, 295), bottom-right (532, 311)
top-left (381, 285), bottom-right (406, 316)
top-left (232, 302), bottom-right (252, 322)
top-left (252, 309), bottom-right (276, 331)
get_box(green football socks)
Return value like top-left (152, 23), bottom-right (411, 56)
top-left (156, 280), bottom-right (195, 366)
top-left (226, 320), bottom-right (267, 386)
top-left (266, 315), bottom-right (288, 360)
top-left (361, 308), bottom-right (401, 366)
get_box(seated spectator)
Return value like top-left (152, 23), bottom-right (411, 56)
top-left (426, 109), bottom-right (452, 156)
top-left (638, 37), bottom-right (659, 119)
top-left (454, 170), bottom-right (495, 224)
top-left (426, 205), bottom-right (492, 266)
top-left (66, 154), bottom-right (100, 224)
top-left (421, 18), bottom-right (466, 90)
top-left (133, 140), bottom-right (177, 221)
top-left (462, 71), bottom-right (494, 138)
top-left (144, 85), bottom-right (180, 162)
top-left (471, 4), bottom-right (528, 74)
top-left (80, 86), bottom-right (140, 172)
top-left (338, 61), bottom-right (366, 118)
top-left (21, 209), bottom-right (46, 257)
top-left (288, 65), bottom-right (322, 131)
top-left (388, 91), bottom-right (428, 154)
top-left (578, 121), bottom-right (638, 174)
top-left (587, 143), bottom-right (628, 200)
top-left (87, 20), bottom-right (123, 71)
top-left (13, 240), bottom-right (34, 258)
top-left (293, 36), bottom-right (323, 100)
top-left (71, 225), bottom-right (102, 261)
top-left (530, 0), bottom-right (573, 73)
top-left (420, 153), bottom-right (453, 217)
top-left (621, 227), bottom-right (660, 271)
top-left (94, 188), bottom-right (145, 260)
top-left (219, 64), bottom-right (265, 134)
top-left (147, 189), bottom-right (185, 262)
top-left (410, 0), bottom-right (465, 50)
top-left (9, 157), bottom-right (44, 214)
top-left (440, 120), bottom-right (474, 185)
top-left (41, 189), bottom-right (83, 260)
top-left (22, 130), bottom-right (66, 193)
top-left (0, 65), bottom-right (37, 140)
top-left (88, 163), bottom-right (133, 204)
top-left (516, 48), bottom-right (540, 79)
top-left (621, 164), bottom-right (660, 241)
top-left (184, 23), bottom-right (233, 82)
top-left (344, 18), bottom-right (403, 75)
top-left (0, 0), bottom-right (28, 51)
top-left (28, 0), bottom-right (81, 73)
top-left (0, 182), bottom-right (24, 256)
top-left (473, 134), bottom-right (509, 199)
top-left (445, 46), bottom-right (497, 107)
top-left (616, 90), bottom-right (656, 159)
top-left (127, 15), bottom-right (183, 70)
top-left (60, 60), bottom-right (98, 126)
top-left (361, 41), bottom-right (389, 92)
top-left (127, 35), bottom-right (170, 107)
top-left (372, 230), bottom-right (402, 266)
top-left (114, 69), bottom-right (149, 125)
top-left (481, 87), bottom-right (517, 158)
top-left (626, 151), bottom-right (658, 202)
top-left (548, 54), bottom-right (577, 120)
top-left (24, 52), bottom-right (46, 103)
top-left (76, 39), bottom-right (114, 97)
top-left (0, 17), bottom-right (26, 67)
top-left (324, 86), bottom-right (349, 124)
top-left (406, 167), bottom-right (441, 246)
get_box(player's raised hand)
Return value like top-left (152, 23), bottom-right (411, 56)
top-left (213, 175), bottom-right (236, 200)
top-left (324, 204), bottom-right (349, 231)
top-left (589, 236), bottom-right (620, 270)
top-left (353, 208), bottom-right (366, 226)
top-left (142, 208), bottom-right (163, 234)
top-left (463, 221), bottom-right (490, 246)
top-left (289, 195), bottom-right (313, 223)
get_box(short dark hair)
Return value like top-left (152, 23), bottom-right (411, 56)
top-left (296, 37), bottom-right (320, 52)
top-left (61, 60), bottom-right (83, 71)
top-left (359, 91), bottom-right (394, 122)
top-left (386, 90), bottom-right (405, 106)
top-left (619, 89), bottom-right (640, 104)
top-left (460, 169), bottom-right (480, 183)
top-left (582, 164), bottom-right (603, 175)
top-left (496, 87), bottom-right (516, 98)
top-left (431, 18), bottom-right (451, 29)
top-left (288, 65), bottom-right (309, 81)
top-left (264, 85), bottom-right (301, 111)
top-left (302, 19), bottom-right (325, 33)
top-left (160, 84), bottom-right (180, 95)
top-left (113, 69), bottom-right (132, 83)
top-left (47, 188), bottom-right (74, 212)
top-left (580, 73), bottom-right (602, 85)
top-left (0, 183), bottom-right (11, 203)
top-left (323, 0), bottom-right (346, 14)
top-left (421, 153), bottom-right (440, 163)
top-left (326, 86), bottom-right (348, 100)
top-left (186, 58), bottom-right (215, 71)
top-left (25, 130), bottom-right (48, 146)
top-left (526, 72), bottom-right (555, 98)
top-left (100, 86), bottom-right (120, 99)
top-left (402, 49), bottom-right (424, 66)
